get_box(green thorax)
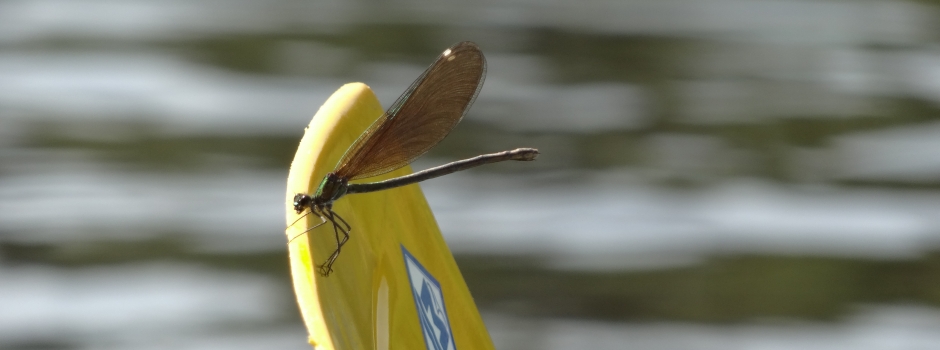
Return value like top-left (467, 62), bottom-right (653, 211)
top-left (314, 172), bottom-right (349, 205)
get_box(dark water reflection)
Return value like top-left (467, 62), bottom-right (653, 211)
top-left (3, 0), bottom-right (940, 349)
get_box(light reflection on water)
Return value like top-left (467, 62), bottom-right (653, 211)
top-left (0, 263), bottom-right (302, 349)
top-left (485, 306), bottom-right (940, 350)
top-left (4, 0), bottom-right (940, 349)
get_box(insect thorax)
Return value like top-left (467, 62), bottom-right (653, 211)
top-left (314, 172), bottom-right (349, 206)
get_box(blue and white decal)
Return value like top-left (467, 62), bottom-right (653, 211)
top-left (402, 245), bottom-right (456, 350)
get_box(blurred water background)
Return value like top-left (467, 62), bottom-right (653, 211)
top-left (4, 0), bottom-right (940, 349)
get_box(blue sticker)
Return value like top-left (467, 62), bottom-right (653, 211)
top-left (402, 245), bottom-right (457, 350)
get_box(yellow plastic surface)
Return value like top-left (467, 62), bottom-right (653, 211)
top-left (285, 83), bottom-right (494, 350)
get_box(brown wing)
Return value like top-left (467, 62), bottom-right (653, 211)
top-left (333, 41), bottom-right (486, 180)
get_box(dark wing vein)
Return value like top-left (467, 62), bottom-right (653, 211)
top-left (333, 41), bottom-right (486, 180)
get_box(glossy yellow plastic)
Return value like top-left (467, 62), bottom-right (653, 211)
top-left (285, 83), bottom-right (494, 350)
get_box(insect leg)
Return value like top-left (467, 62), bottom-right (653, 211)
top-left (331, 211), bottom-right (352, 246)
top-left (287, 208), bottom-right (314, 230)
top-left (287, 210), bottom-right (328, 243)
top-left (317, 209), bottom-right (351, 276)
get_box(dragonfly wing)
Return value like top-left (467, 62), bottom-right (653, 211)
top-left (334, 41), bottom-right (486, 180)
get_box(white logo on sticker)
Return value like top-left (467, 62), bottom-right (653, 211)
top-left (402, 246), bottom-right (456, 350)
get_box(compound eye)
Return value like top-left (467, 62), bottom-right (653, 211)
top-left (292, 194), bottom-right (311, 213)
